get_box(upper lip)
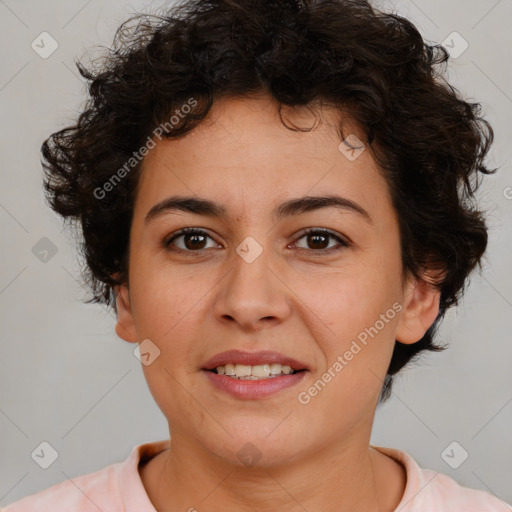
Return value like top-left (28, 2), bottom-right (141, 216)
top-left (202, 350), bottom-right (309, 371)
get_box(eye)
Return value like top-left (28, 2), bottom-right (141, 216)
top-left (292, 228), bottom-right (350, 253)
top-left (165, 228), bottom-right (219, 252)
top-left (164, 227), bottom-right (350, 254)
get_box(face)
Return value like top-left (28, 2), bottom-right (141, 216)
top-left (115, 93), bottom-right (440, 467)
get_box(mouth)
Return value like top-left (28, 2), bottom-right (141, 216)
top-left (207, 363), bottom-right (304, 380)
top-left (202, 349), bottom-right (309, 377)
top-left (201, 350), bottom-right (309, 399)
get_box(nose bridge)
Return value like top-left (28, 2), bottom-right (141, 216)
top-left (214, 234), bottom-right (290, 328)
top-left (233, 235), bottom-right (273, 291)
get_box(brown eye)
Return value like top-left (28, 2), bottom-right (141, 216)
top-left (165, 228), bottom-right (218, 251)
top-left (306, 232), bottom-right (329, 250)
top-left (294, 228), bottom-right (349, 252)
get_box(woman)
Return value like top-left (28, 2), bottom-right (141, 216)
top-left (4, 0), bottom-right (510, 510)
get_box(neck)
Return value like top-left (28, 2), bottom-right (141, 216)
top-left (139, 430), bottom-right (405, 512)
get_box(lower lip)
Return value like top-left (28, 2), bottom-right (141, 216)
top-left (203, 370), bottom-right (308, 400)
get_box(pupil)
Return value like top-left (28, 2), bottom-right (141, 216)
top-left (185, 233), bottom-right (206, 250)
top-left (309, 233), bottom-right (327, 249)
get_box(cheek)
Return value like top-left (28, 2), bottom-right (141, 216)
top-left (130, 259), bottom-right (216, 340)
top-left (293, 258), bottom-right (402, 404)
top-left (300, 287), bottom-right (400, 420)
top-left (131, 264), bottom-right (209, 415)
top-left (296, 262), bottom-right (399, 343)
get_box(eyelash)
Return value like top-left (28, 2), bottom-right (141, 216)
top-left (164, 227), bottom-right (350, 255)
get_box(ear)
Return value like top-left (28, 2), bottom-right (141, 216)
top-left (113, 282), bottom-right (138, 344)
top-left (395, 272), bottom-right (442, 344)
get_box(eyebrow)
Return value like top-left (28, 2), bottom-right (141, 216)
top-left (144, 194), bottom-right (373, 225)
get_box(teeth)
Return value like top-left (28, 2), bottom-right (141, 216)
top-left (224, 363), bottom-right (236, 376)
top-left (269, 363), bottom-right (282, 375)
top-left (234, 364), bottom-right (251, 377)
top-left (252, 364), bottom-right (270, 377)
top-left (213, 363), bottom-right (297, 379)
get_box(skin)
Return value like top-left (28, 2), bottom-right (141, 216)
top-left (114, 92), bottom-right (441, 512)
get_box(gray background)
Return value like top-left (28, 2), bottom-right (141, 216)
top-left (0, 0), bottom-right (511, 506)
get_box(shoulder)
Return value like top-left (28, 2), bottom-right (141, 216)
top-left (373, 445), bottom-right (511, 511)
top-left (1, 463), bottom-right (120, 512)
top-left (418, 468), bottom-right (511, 510)
top-left (1, 440), bottom-right (169, 512)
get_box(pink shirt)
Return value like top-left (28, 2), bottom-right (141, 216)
top-left (2, 440), bottom-right (510, 511)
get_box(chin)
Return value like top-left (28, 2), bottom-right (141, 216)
top-left (195, 423), bottom-right (309, 468)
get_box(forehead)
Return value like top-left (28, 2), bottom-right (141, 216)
top-left (133, 94), bottom-right (393, 224)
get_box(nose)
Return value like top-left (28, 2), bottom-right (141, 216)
top-left (213, 240), bottom-right (292, 331)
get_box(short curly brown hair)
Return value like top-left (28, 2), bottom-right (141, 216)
top-left (41, 0), bottom-right (496, 401)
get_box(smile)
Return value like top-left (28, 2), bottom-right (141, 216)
top-left (211, 363), bottom-right (299, 379)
